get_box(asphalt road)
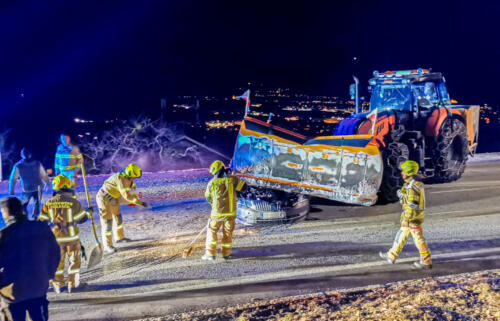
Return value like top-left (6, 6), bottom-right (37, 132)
top-left (48, 161), bottom-right (500, 321)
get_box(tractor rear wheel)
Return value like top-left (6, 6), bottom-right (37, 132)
top-left (432, 118), bottom-right (468, 182)
top-left (379, 142), bottom-right (409, 203)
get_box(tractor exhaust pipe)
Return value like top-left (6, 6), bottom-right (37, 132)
top-left (353, 76), bottom-right (359, 114)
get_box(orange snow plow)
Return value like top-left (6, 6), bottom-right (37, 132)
top-left (232, 117), bottom-right (384, 208)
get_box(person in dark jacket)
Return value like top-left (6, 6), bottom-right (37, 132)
top-left (0, 197), bottom-right (60, 321)
top-left (8, 148), bottom-right (50, 220)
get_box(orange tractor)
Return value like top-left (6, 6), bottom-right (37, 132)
top-left (335, 69), bottom-right (479, 201)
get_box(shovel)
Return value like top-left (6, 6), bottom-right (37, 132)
top-left (80, 163), bottom-right (103, 268)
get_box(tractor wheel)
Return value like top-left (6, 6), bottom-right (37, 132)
top-left (379, 142), bottom-right (409, 203)
top-left (432, 118), bottom-right (468, 182)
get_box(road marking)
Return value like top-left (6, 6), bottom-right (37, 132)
top-left (430, 210), bottom-right (466, 215)
top-left (430, 187), bottom-right (497, 194)
top-left (77, 246), bottom-right (500, 300)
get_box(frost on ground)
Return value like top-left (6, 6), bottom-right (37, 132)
top-left (143, 270), bottom-right (500, 321)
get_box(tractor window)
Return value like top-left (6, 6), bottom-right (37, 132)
top-left (437, 82), bottom-right (451, 105)
top-left (412, 82), bottom-right (439, 108)
top-left (370, 84), bottom-right (412, 111)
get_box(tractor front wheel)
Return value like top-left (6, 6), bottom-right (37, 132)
top-left (432, 118), bottom-right (468, 182)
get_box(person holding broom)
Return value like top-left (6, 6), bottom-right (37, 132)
top-left (202, 160), bottom-right (246, 261)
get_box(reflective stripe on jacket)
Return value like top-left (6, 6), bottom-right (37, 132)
top-left (100, 172), bottom-right (139, 204)
top-left (205, 175), bottom-right (246, 217)
top-left (54, 144), bottom-right (83, 174)
top-left (400, 178), bottom-right (425, 225)
top-left (39, 193), bottom-right (88, 243)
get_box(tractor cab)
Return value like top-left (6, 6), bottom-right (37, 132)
top-left (368, 69), bottom-right (451, 113)
top-left (333, 69), bottom-right (453, 135)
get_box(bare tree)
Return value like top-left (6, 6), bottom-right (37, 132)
top-left (0, 129), bottom-right (16, 181)
top-left (79, 116), bottom-right (205, 174)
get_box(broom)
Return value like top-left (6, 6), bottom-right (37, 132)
top-left (181, 219), bottom-right (210, 258)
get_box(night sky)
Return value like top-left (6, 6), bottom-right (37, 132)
top-left (0, 0), bottom-right (499, 160)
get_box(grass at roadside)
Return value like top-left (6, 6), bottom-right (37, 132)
top-left (142, 269), bottom-right (500, 321)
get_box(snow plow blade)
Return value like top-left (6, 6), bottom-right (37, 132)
top-left (232, 117), bottom-right (384, 206)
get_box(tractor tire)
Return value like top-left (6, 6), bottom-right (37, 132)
top-left (379, 142), bottom-right (409, 203)
top-left (432, 118), bottom-right (468, 182)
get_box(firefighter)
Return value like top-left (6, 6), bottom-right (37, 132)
top-left (8, 148), bottom-right (50, 220)
top-left (379, 160), bottom-right (432, 269)
top-left (39, 175), bottom-right (92, 293)
top-left (202, 160), bottom-right (246, 261)
top-left (96, 163), bottom-right (149, 254)
top-left (54, 134), bottom-right (83, 188)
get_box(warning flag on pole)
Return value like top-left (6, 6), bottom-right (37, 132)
top-left (233, 89), bottom-right (251, 116)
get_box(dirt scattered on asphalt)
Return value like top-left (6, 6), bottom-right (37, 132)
top-left (140, 269), bottom-right (500, 321)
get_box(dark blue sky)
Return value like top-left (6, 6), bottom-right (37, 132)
top-left (0, 0), bottom-right (499, 159)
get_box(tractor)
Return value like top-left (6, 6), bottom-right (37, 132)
top-left (334, 68), bottom-right (479, 202)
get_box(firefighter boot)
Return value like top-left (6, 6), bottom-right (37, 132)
top-left (413, 261), bottom-right (432, 270)
top-left (116, 237), bottom-right (132, 243)
top-left (222, 255), bottom-right (233, 262)
top-left (53, 284), bottom-right (62, 294)
top-left (379, 251), bottom-right (395, 264)
top-left (201, 253), bottom-right (215, 261)
top-left (68, 273), bottom-right (81, 293)
top-left (104, 246), bottom-right (117, 254)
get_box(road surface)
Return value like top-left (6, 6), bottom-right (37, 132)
top-left (20, 161), bottom-right (500, 320)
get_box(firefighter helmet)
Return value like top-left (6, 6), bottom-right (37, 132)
top-left (209, 160), bottom-right (225, 175)
top-left (125, 163), bottom-right (142, 178)
top-left (400, 160), bottom-right (419, 176)
top-left (52, 174), bottom-right (72, 190)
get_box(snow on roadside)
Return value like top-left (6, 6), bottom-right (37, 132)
top-left (468, 152), bottom-right (500, 163)
top-left (142, 269), bottom-right (500, 321)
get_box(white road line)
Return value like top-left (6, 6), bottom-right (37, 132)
top-left (430, 210), bottom-right (466, 215)
top-left (91, 246), bottom-right (500, 299)
top-left (430, 187), bottom-right (496, 194)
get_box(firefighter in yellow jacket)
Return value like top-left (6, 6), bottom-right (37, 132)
top-left (96, 163), bottom-right (149, 254)
top-left (202, 160), bottom-right (246, 261)
top-left (39, 175), bottom-right (92, 293)
top-left (379, 160), bottom-right (432, 269)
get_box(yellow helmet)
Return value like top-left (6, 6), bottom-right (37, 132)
top-left (52, 174), bottom-right (72, 190)
top-left (400, 160), bottom-right (419, 176)
top-left (209, 160), bottom-right (225, 175)
top-left (125, 163), bottom-right (142, 178)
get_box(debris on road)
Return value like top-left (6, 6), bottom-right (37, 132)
top-left (144, 269), bottom-right (500, 321)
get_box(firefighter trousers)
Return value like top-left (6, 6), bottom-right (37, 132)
top-left (388, 225), bottom-right (431, 266)
top-left (205, 217), bottom-right (236, 257)
top-left (54, 240), bottom-right (81, 289)
top-left (96, 194), bottom-right (125, 247)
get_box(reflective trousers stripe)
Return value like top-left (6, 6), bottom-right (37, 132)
top-left (57, 235), bottom-right (80, 242)
top-left (388, 226), bottom-right (431, 265)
